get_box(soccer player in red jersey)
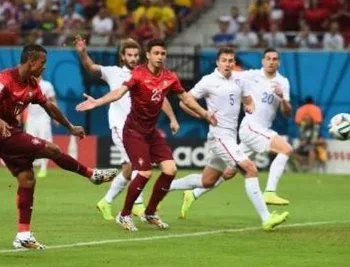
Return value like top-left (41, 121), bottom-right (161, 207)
top-left (0, 44), bottom-right (118, 249)
top-left (76, 39), bottom-right (217, 231)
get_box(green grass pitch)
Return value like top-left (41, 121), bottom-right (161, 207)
top-left (0, 168), bottom-right (350, 267)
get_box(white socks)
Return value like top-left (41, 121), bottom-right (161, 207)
top-left (245, 177), bottom-right (270, 222)
top-left (104, 171), bottom-right (144, 204)
top-left (104, 173), bottom-right (129, 203)
top-left (169, 174), bottom-right (203, 191)
top-left (266, 153), bottom-right (289, 192)
top-left (39, 159), bottom-right (48, 173)
top-left (193, 177), bottom-right (225, 198)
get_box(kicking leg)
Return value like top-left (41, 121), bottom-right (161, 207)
top-left (265, 135), bottom-right (293, 205)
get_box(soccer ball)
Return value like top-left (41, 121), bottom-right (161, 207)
top-left (329, 113), bottom-right (350, 140)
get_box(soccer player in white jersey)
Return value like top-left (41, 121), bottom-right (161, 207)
top-left (177, 48), bottom-right (293, 218)
top-left (169, 47), bottom-right (289, 230)
top-left (74, 36), bottom-right (179, 221)
top-left (26, 77), bottom-right (56, 178)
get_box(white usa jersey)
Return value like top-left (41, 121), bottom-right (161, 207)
top-left (190, 68), bottom-right (252, 139)
top-left (100, 65), bottom-right (131, 130)
top-left (27, 79), bottom-right (55, 123)
top-left (239, 68), bottom-right (290, 128)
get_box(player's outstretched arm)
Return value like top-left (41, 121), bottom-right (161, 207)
top-left (76, 85), bottom-right (129, 111)
top-left (74, 35), bottom-right (101, 77)
top-left (242, 95), bottom-right (255, 114)
top-left (162, 98), bottom-right (180, 135)
top-left (179, 100), bottom-right (201, 118)
top-left (42, 100), bottom-right (85, 138)
top-left (178, 92), bottom-right (217, 126)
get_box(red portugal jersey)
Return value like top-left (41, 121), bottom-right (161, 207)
top-left (123, 64), bottom-right (184, 134)
top-left (0, 68), bottom-right (47, 127)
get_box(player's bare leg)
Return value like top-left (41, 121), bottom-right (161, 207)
top-left (36, 142), bottom-right (118, 184)
top-left (265, 135), bottom-right (293, 205)
top-left (144, 160), bottom-right (177, 229)
top-left (13, 170), bottom-right (45, 250)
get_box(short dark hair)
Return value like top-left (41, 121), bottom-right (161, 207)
top-left (146, 39), bottom-right (166, 52)
top-left (263, 48), bottom-right (279, 58)
top-left (21, 44), bottom-right (47, 64)
top-left (216, 47), bottom-right (235, 59)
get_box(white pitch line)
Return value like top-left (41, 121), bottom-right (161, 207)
top-left (0, 219), bottom-right (349, 254)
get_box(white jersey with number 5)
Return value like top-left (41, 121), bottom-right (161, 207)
top-left (190, 68), bottom-right (251, 140)
top-left (100, 65), bottom-right (131, 130)
top-left (240, 68), bottom-right (290, 128)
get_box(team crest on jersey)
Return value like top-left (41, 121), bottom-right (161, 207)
top-left (28, 91), bottom-right (33, 99)
top-left (163, 80), bottom-right (168, 87)
top-left (32, 138), bottom-right (41, 145)
top-left (0, 83), bottom-right (4, 93)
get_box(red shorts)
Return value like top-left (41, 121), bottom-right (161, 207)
top-left (123, 127), bottom-right (173, 171)
top-left (0, 128), bottom-right (47, 176)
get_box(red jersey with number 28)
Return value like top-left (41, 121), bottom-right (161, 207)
top-left (123, 64), bottom-right (184, 134)
top-left (0, 68), bottom-right (47, 127)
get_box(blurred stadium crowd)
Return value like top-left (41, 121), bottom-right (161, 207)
top-left (0, 0), bottom-right (212, 46)
top-left (214, 0), bottom-right (350, 49)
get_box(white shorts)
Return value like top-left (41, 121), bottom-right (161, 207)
top-left (111, 126), bottom-right (130, 164)
top-left (239, 122), bottom-right (277, 154)
top-left (206, 137), bottom-right (249, 172)
top-left (26, 121), bottom-right (52, 142)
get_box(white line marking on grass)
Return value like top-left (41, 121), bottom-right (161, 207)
top-left (1, 219), bottom-right (349, 253)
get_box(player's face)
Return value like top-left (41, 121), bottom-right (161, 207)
top-left (216, 53), bottom-right (235, 78)
top-left (147, 46), bottom-right (167, 68)
top-left (29, 52), bottom-right (47, 78)
top-left (262, 52), bottom-right (279, 74)
top-left (121, 48), bottom-right (140, 70)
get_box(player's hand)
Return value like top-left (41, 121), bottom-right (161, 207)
top-left (243, 103), bottom-right (254, 114)
top-left (170, 119), bottom-right (180, 135)
top-left (205, 110), bottom-right (218, 126)
top-left (69, 125), bottom-right (85, 139)
top-left (76, 94), bottom-right (99, 111)
top-left (0, 119), bottom-right (11, 137)
top-left (272, 84), bottom-right (283, 99)
top-left (74, 35), bottom-right (87, 53)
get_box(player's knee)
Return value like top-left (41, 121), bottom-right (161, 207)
top-left (284, 145), bottom-right (293, 156)
top-left (163, 165), bottom-right (177, 176)
top-left (202, 179), bottom-right (216, 188)
top-left (139, 170), bottom-right (152, 178)
top-left (222, 167), bottom-right (237, 180)
top-left (45, 143), bottom-right (61, 157)
top-left (17, 171), bottom-right (36, 188)
top-left (243, 161), bottom-right (258, 177)
top-left (122, 162), bottom-right (133, 179)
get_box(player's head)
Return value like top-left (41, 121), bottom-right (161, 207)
top-left (20, 44), bottom-right (47, 78)
top-left (262, 48), bottom-right (280, 75)
top-left (146, 39), bottom-right (167, 69)
top-left (216, 47), bottom-right (235, 78)
top-left (119, 38), bottom-right (141, 70)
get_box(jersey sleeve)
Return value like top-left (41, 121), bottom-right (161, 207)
top-left (171, 74), bottom-right (185, 94)
top-left (122, 69), bottom-right (138, 90)
top-left (46, 82), bottom-right (56, 98)
top-left (100, 66), bottom-right (119, 84)
top-left (282, 78), bottom-right (290, 102)
top-left (190, 76), bottom-right (209, 99)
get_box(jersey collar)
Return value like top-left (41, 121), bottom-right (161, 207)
top-left (122, 65), bottom-right (131, 73)
top-left (214, 68), bottom-right (231, 80)
top-left (260, 68), bottom-right (279, 79)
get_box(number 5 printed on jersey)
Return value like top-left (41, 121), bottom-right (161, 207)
top-left (229, 94), bottom-right (234, 106)
top-left (262, 92), bottom-right (274, 104)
